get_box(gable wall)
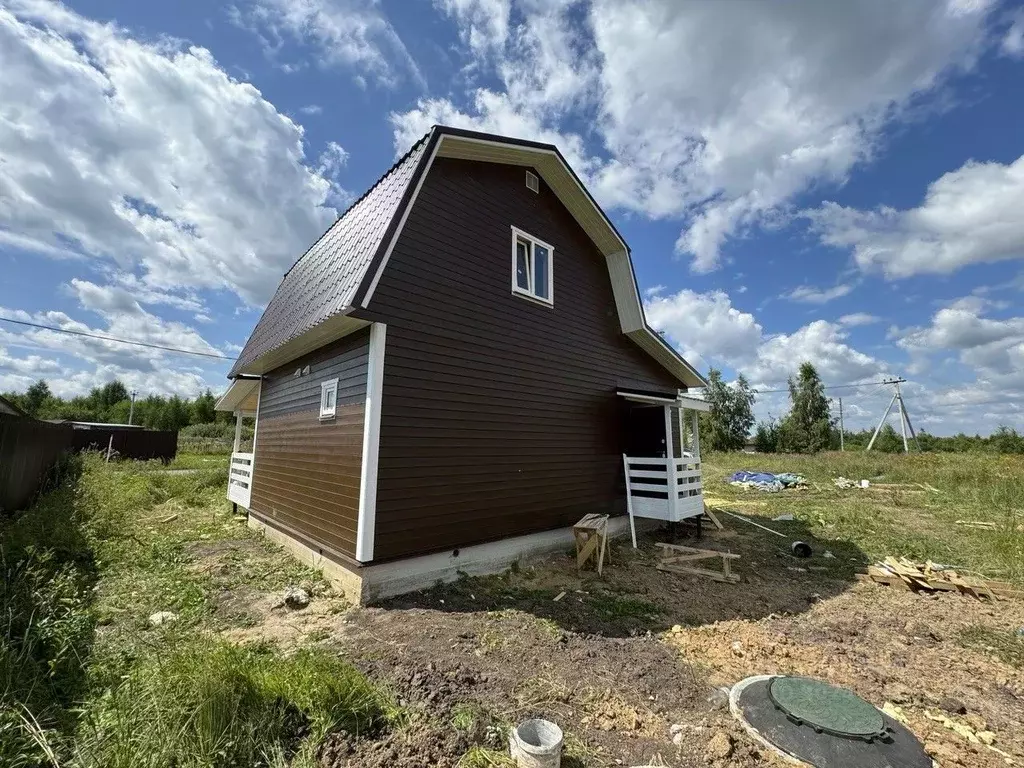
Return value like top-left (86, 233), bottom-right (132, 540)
top-left (359, 157), bottom-right (682, 561)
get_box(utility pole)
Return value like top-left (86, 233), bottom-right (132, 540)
top-left (128, 390), bottom-right (138, 425)
top-left (838, 397), bottom-right (844, 451)
top-left (866, 378), bottom-right (921, 453)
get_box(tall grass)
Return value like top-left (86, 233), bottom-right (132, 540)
top-left (1, 454), bottom-right (397, 766)
top-left (76, 640), bottom-right (396, 768)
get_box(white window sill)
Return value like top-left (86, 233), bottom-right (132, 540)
top-left (512, 288), bottom-right (554, 308)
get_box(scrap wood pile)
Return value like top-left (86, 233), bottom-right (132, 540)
top-left (728, 470), bottom-right (807, 493)
top-left (857, 557), bottom-right (1023, 601)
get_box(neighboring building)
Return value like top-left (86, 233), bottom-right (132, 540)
top-left (216, 126), bottom-right (708, 603)
top-left (0, 395), bottom-right (27, 416)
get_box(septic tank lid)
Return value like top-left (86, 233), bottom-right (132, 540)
top-left (768, 677), bottom-right (887, 742)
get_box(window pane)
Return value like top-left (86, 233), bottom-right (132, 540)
top-left (534, 245), bottom-right (549, 299)
top-left (515, 240), bottom-right (530, 290)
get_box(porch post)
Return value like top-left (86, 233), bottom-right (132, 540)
top-left (664, 405), bottom-right (677, 518)
top-left (691, 410), bottom-right (701, 460)
top-left (233, 411), bottom-right (243, 453)
top-left (678, 404), bottom-right (686, 454)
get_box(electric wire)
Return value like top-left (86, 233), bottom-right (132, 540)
top-left (0, 316), bottom-right (234, 361)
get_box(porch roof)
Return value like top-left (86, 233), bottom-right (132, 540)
top-left (616, 389), bottom-right (711, 412)
top-left (215, 377), bottom-right (260, 413)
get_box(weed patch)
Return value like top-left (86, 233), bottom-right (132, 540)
top-left (957, 625), bottom-right (1024, 668)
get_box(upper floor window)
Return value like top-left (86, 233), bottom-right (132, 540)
top-left (511, 227), bottom-right (554, 306)
top-left (319, 378), bottom-right (338, 419)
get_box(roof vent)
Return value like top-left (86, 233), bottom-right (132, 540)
top-left (525, 170), bottom-right (539, 193)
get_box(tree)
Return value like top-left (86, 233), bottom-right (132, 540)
top-left (191, 390), bottom-right (217, 424)
top-left (23, 380), bottom-right (51, 417)
top-left (97, 380), bottom-right (129, 410)
top-left (778, 362), bottom-right (834, 453)
top-left (753, 418), bottom-right (780, 453)
top-left (700, 368), bottom-right (756, 452)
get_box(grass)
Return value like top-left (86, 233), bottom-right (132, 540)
top-left (957, 625), bottom-right (1024, 668)
top-left (0, 453), bottom-right (390, 766)
top-left (702, 451), bottom-right (1024, 582)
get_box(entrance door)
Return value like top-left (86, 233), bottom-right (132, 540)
top-left (623, 404), bottom-right (667, 457)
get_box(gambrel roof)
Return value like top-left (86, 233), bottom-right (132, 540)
top-left (230, 126), bottom-right (706, 388)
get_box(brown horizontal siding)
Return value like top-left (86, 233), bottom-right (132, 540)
top-left (362, 156), bottom-right (682, 561)
top-left (249, 329), bottom-right (369, 559)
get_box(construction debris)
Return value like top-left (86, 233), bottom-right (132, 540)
top-left (655, 542), bottom-right (740, 583)
top-left (728, 471), bottom-right (807, 492)
top-left (856, 557), bottom-right (1023, 600)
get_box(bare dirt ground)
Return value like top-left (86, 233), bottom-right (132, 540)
top-left (205, 514), bottom-right (1024, 767)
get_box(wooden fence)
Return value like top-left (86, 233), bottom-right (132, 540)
top-left (0, 414), bottom-right (73, 514)
top-left (71, 428), bottom-right (178, 462)
top-left (0, 417), bottom-right (179, 514)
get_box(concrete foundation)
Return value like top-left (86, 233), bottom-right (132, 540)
top-left (247, 511), bottom-right (644, 604)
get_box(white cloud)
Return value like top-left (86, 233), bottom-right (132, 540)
top-left (405, 0), bottom-right (997, 273)
top-left (231, 0), bottom-right (423, 87)
top-left (645, 289), bottom-right (763, 370)
top-left (299, 104), bottom-right (323, 115)
top-left (0, 0), bottom-right (343, 306)
top-left (806, 155), bottom-right (1024, 278)
top-left (784, 283), bottom-right (855, 304)
top-left (1002, 11), bottom-right (1024, 57)
top-left (436, 0), bottom-right (511, 54)
top-left (839, 312), bottom-right (881, 327)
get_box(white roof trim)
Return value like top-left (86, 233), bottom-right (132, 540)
top-left (215, 377), bottom-right (260, 412)
top-left (617, 390), bottom-right (711, 412)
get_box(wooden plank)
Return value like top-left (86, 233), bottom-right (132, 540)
top-left (656, 563), bottom-right (740, 583)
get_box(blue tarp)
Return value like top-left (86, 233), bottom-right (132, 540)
top-left (728, 470), bottom-right (807, 492)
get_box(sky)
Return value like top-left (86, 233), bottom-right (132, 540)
top-left (1, 0), bottom-right (1023, 436)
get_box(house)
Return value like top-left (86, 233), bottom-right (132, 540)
top-left (216, 126), bottom-right (709, 603)
top-left (0, 394), bottom-right (27, 417)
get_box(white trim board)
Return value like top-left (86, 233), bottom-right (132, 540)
top-left (356, 322), bottom-right (387, 562)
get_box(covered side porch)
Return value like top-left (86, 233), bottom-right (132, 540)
top-left (214, 376), bottom-right (261, 510)
top-left (618, 390), bottom-right (710, 547)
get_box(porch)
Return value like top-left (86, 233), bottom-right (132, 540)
top-left (214, 377), bottom-right (261, 511)
top-left (618, 390), bottom-right (710, 547)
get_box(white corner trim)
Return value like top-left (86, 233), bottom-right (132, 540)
top-left (356, 322), bottom-right (387, 562)
top-left (360, 137), bottom-right (443, 308)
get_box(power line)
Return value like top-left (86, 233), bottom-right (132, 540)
top-left (0, 316), bottom-right (234, 361)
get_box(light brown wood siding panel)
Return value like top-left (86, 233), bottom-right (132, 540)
top-left (249, 329), bottom-right (369, 559)
top-left (362, 157), bottom-right (682, 561)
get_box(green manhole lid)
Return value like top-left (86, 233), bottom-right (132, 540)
top-left (768, 677), bottom-right (887, 742)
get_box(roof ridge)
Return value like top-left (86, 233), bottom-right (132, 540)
top-left (281, 128), bottom-right (434, 280)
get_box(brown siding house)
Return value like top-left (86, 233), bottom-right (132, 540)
top-left (217, 126), bottom-right (709, 602)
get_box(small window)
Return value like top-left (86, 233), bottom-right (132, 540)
top-left (319, 378), bottom-right (338, 419)
top-left (525, 170), bottom-right (539, 193)
top-left (511, 227), bottom-right (554, 306)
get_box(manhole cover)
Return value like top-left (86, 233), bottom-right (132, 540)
top-left (730, 675), bottom-right (933, 768)
top-left (768, 676), bottom-right (887, 741)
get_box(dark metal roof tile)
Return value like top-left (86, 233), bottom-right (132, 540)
top-left (229, 133), bottom-right (431, 375)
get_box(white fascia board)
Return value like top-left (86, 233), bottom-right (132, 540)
top-left (356, 322), bottom-right (387, 562)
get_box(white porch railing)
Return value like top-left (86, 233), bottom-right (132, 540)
top-left (623, 455), bottom-right (704, 547)
top-left (227, 451), bottom-right (254, 509)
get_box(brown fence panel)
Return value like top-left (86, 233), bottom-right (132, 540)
top-left (0, 414), bottom-right (74, 514)
top-left (71, 428), bottom-right (178, 462)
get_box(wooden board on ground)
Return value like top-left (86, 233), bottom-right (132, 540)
top-left (702, 504), bottom-right (724, 530)
top-left (856, 556), bottom-right (1023, 601)
top-left (655, 542), bottom-right (740, 583)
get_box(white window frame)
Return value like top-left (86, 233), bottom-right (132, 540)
top-left (319, 378), bottom-right (339, 420)
top-left (511, 226), bottom-right (554, 307)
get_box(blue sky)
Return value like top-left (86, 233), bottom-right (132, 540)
top-left (1, 0), bottom-right (1023, 435)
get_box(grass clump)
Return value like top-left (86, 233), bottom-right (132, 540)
top-left (957, 625), bottom-right (1024, 668)
top-left (78, 639), bottom-right (395, 768)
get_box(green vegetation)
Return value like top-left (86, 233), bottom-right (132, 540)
top-left (957, 625), bottom-right (1024, 668)
top-left (700, 368), bottom-right (756, 452)
top-left (2, 378), bottom-right (227, 431)
top-left (704, 451), bottom-right (1024, 582)
top-left (0, 453), bottom-right (392, 766)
